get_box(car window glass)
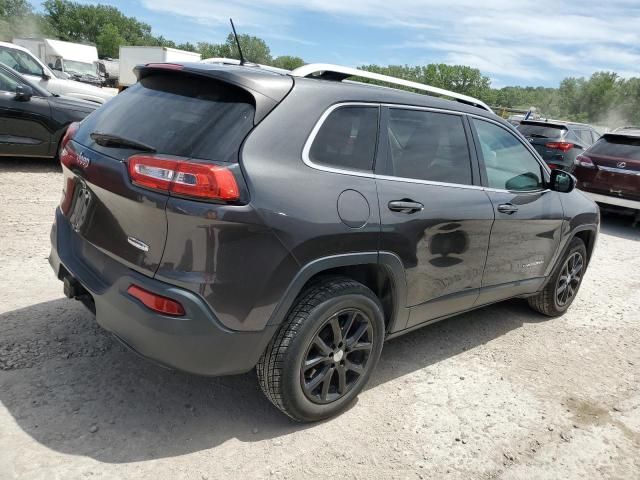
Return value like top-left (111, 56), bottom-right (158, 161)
top-left (386, 108), bottom-right (472, 185)
top-left (591, 131), bottom-right (600, 143)
top-left (0, 69), bottom-right (20, 92)
top-left (473, 119), bottom-right (544, 191)
top-left (309, 106), bottom-right (378, 171)
top-left (574, 129), bottom-right (592, 145)
top-left (0, 48), bottom-right (43, 77)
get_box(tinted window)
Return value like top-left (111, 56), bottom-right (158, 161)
top-left (574, 129), bottom-right (593, 146)
top-left (0, 47), bottom-right (43, 77)
top-left (589, 136), bottom-right (640, 160)
top-left (473, 119), bottom-right (544, 191)
top-left (518, 122), bottom-right (567, 139)
top-left (386, 109), bottom-right (472, 185)
top-left (309, 106), bottom-right (378, 171)
top-left (0, 69), bottom-right (19, 92)
top-left (79, 72), bottom-right (255, 162)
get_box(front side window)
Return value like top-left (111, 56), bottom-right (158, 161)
top-left (386, 108), bottom-right (473, 185)
top-left (0, 48), bottom-right (43, 77)
top-left (309, 106), bottom-right (378, 171)
top-left (473, 119), bottom-right (544, 191)
top-left (0, 69), bottom-right (20, 93)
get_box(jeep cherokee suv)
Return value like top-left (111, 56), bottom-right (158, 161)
top-left (49, 62), bottom-right (599, 422)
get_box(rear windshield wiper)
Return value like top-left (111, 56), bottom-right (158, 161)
top-left (90, 132), bottom-right (156, 152)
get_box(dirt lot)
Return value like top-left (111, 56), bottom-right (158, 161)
top-left (0, 158), bottom-right (639, 480)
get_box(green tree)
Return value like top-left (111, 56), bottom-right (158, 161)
top-left (1, 0), bottom-right (56, 40)
top-left (96, 23), bottom-right (123, 58)
top-left (271, 55), bottom-right (305, 70)
top-left (224, 33), bottom-right (271, 64)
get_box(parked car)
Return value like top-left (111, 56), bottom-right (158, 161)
top-left (12, 37), bottom-right (102, 87)
top-left (49, 61), bottom-right (599, 422)
top-left (0, 41), bottom-right (115, 104)
top-left (97, 58), bottom-right (119, 87)
top-left (573, 129), bottom-right (640, 223)
top-left (0, 62), bottom-right (98, 159)
top-left (518, 120), bottom-right (600, 171)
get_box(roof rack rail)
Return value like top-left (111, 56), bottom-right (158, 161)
top-left (199, 57), bottom-right (291, 74)
top-left (291, 63), bottom-right (492, 112)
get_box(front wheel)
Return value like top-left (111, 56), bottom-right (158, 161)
top-left (257, 277), bottom-right (385, 422)
top-left (528, 237), bottom-right (587, 316)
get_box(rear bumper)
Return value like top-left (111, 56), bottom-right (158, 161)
top-left (49, 208), bottom-right (277, 376)
top-left (582, 191), bottom-right (640, 210)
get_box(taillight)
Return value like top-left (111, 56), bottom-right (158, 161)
top-left (60, 122), bottom-right (79, 153)
top-left (547, 163), bottom-right (560, 170)
top-left (545, 142), bottom-right (574, 152)
top-left (128, 155), bottom-right (240, 201)
top-left (127, 285), bottom-right (185, 316)
top-left (60, 137), bottom-right (82, 169)
top-left (575, 155), bottom-right (596, 169)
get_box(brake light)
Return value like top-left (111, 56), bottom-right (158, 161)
top-left (128, 155), bottom-right (240, 201)
top-left (575, 155), bottom-right (596, 169)
top-left (127, 285), bottom-right (185, 316)
top-left (545, 142), bottom-right (574, 152)
top-left (60, 122), bottom-right (79, 153)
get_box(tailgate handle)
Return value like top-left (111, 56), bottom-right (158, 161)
top-left (497, 203), bottom-right (519, 214)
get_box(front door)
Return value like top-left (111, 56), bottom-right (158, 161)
top-left (469, 117), bottom-right (564, 305)
top-left (376, 107), bottom-right (495, 329)
top-left (0, 68), bottom-right (52, 157)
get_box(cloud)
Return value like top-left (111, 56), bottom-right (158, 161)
top-left (140, 0), bottom-right (640, 85)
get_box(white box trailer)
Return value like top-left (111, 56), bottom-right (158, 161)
top-left (12, 37), bottom-right (100, 84)
top-left (118, 46), bottom-right (201, 89)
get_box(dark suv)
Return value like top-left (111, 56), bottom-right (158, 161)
top-left (518, 120), bottom-right (600, 171)
top-left (49, 62), bottom-right (599, 422)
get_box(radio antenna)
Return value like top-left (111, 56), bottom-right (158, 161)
top-left (229, 18), bottom-right (246, 65)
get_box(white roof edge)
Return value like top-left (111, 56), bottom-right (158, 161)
top-left (291, 63), bottom-right (493, 113)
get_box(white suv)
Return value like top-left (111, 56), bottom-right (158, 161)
top-left (0, 41), bottom-right (115, 104)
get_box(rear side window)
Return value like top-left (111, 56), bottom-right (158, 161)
top-left (309, 106), bottom-right (378, 171)
top-left (386, 108), bottom-right (473, 185)
top-left (80, 72), bottom-right (255, 162)
top-left (518, 123), bottom-right (567, 139)
top-left (573, 129), bottom-right (593, 146)
top-left (589, 136), bottom-right (640, 160)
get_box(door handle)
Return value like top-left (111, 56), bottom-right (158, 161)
top-left (388, 200), bottom-right (424, 214)
top-left (497, 203), bottom-right (519, 214)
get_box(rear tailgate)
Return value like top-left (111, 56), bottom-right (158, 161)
top-left (583, 134), bottom-right (640, 199)
top-left (517, 121), bottom-right (568, 160)
top-left (58, 66), bottom-right (290, 278)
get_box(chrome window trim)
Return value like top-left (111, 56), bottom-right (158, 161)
top-left (301, 102), bottom-right (480, 190)
top-left (301, 102), bottom-right (554, 195)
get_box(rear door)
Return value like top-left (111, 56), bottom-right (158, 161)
top-left (471, 118), bottom-right (564, 304)
top-left (0, 67), bottom-right (52, 157)
top-left (376, 106), bottom-right (494, 329)
top-left (60, 71), bottom-right (257, 277)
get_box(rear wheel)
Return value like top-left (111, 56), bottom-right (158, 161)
top-left (257, 277), bottom-right (385, 422)
top-left (528, 237), bottom-right (587, 316)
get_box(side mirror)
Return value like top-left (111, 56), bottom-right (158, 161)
top-left (549, 169), bottom-right (576, 193)
top-left (41, 70), bottom-right (51, 80)
top-left (15, 85), bottom-right (34, 101)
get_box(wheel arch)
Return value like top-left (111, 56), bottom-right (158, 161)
top-left (266, 252), bottom-right (408, 334)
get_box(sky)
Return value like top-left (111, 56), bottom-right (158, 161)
top-left (57, 0), bottom-right (640, 88)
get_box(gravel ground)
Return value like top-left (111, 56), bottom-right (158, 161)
top-left (0, 158), bottom-right (639, 480)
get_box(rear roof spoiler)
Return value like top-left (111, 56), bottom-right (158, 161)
top-left (134, 62), bottom-right (293, 123)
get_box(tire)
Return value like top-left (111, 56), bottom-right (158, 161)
top-left (528, 237), bottom-right (587, 317)
top-left (257, 276), bottom-right (385, 422)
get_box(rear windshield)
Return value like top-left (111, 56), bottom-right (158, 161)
top-left (589, 135), bottom-right (640, 160)
top-left (80, 72), bottom-right (255, 162)
top-left (517, 123), bottom-right (567, 139)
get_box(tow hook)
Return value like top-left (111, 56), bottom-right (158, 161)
top-left (63, 276), bottom-right (85, 300)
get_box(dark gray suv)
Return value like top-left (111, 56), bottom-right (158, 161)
top-left (49, 62), bottom-right (599, 422)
